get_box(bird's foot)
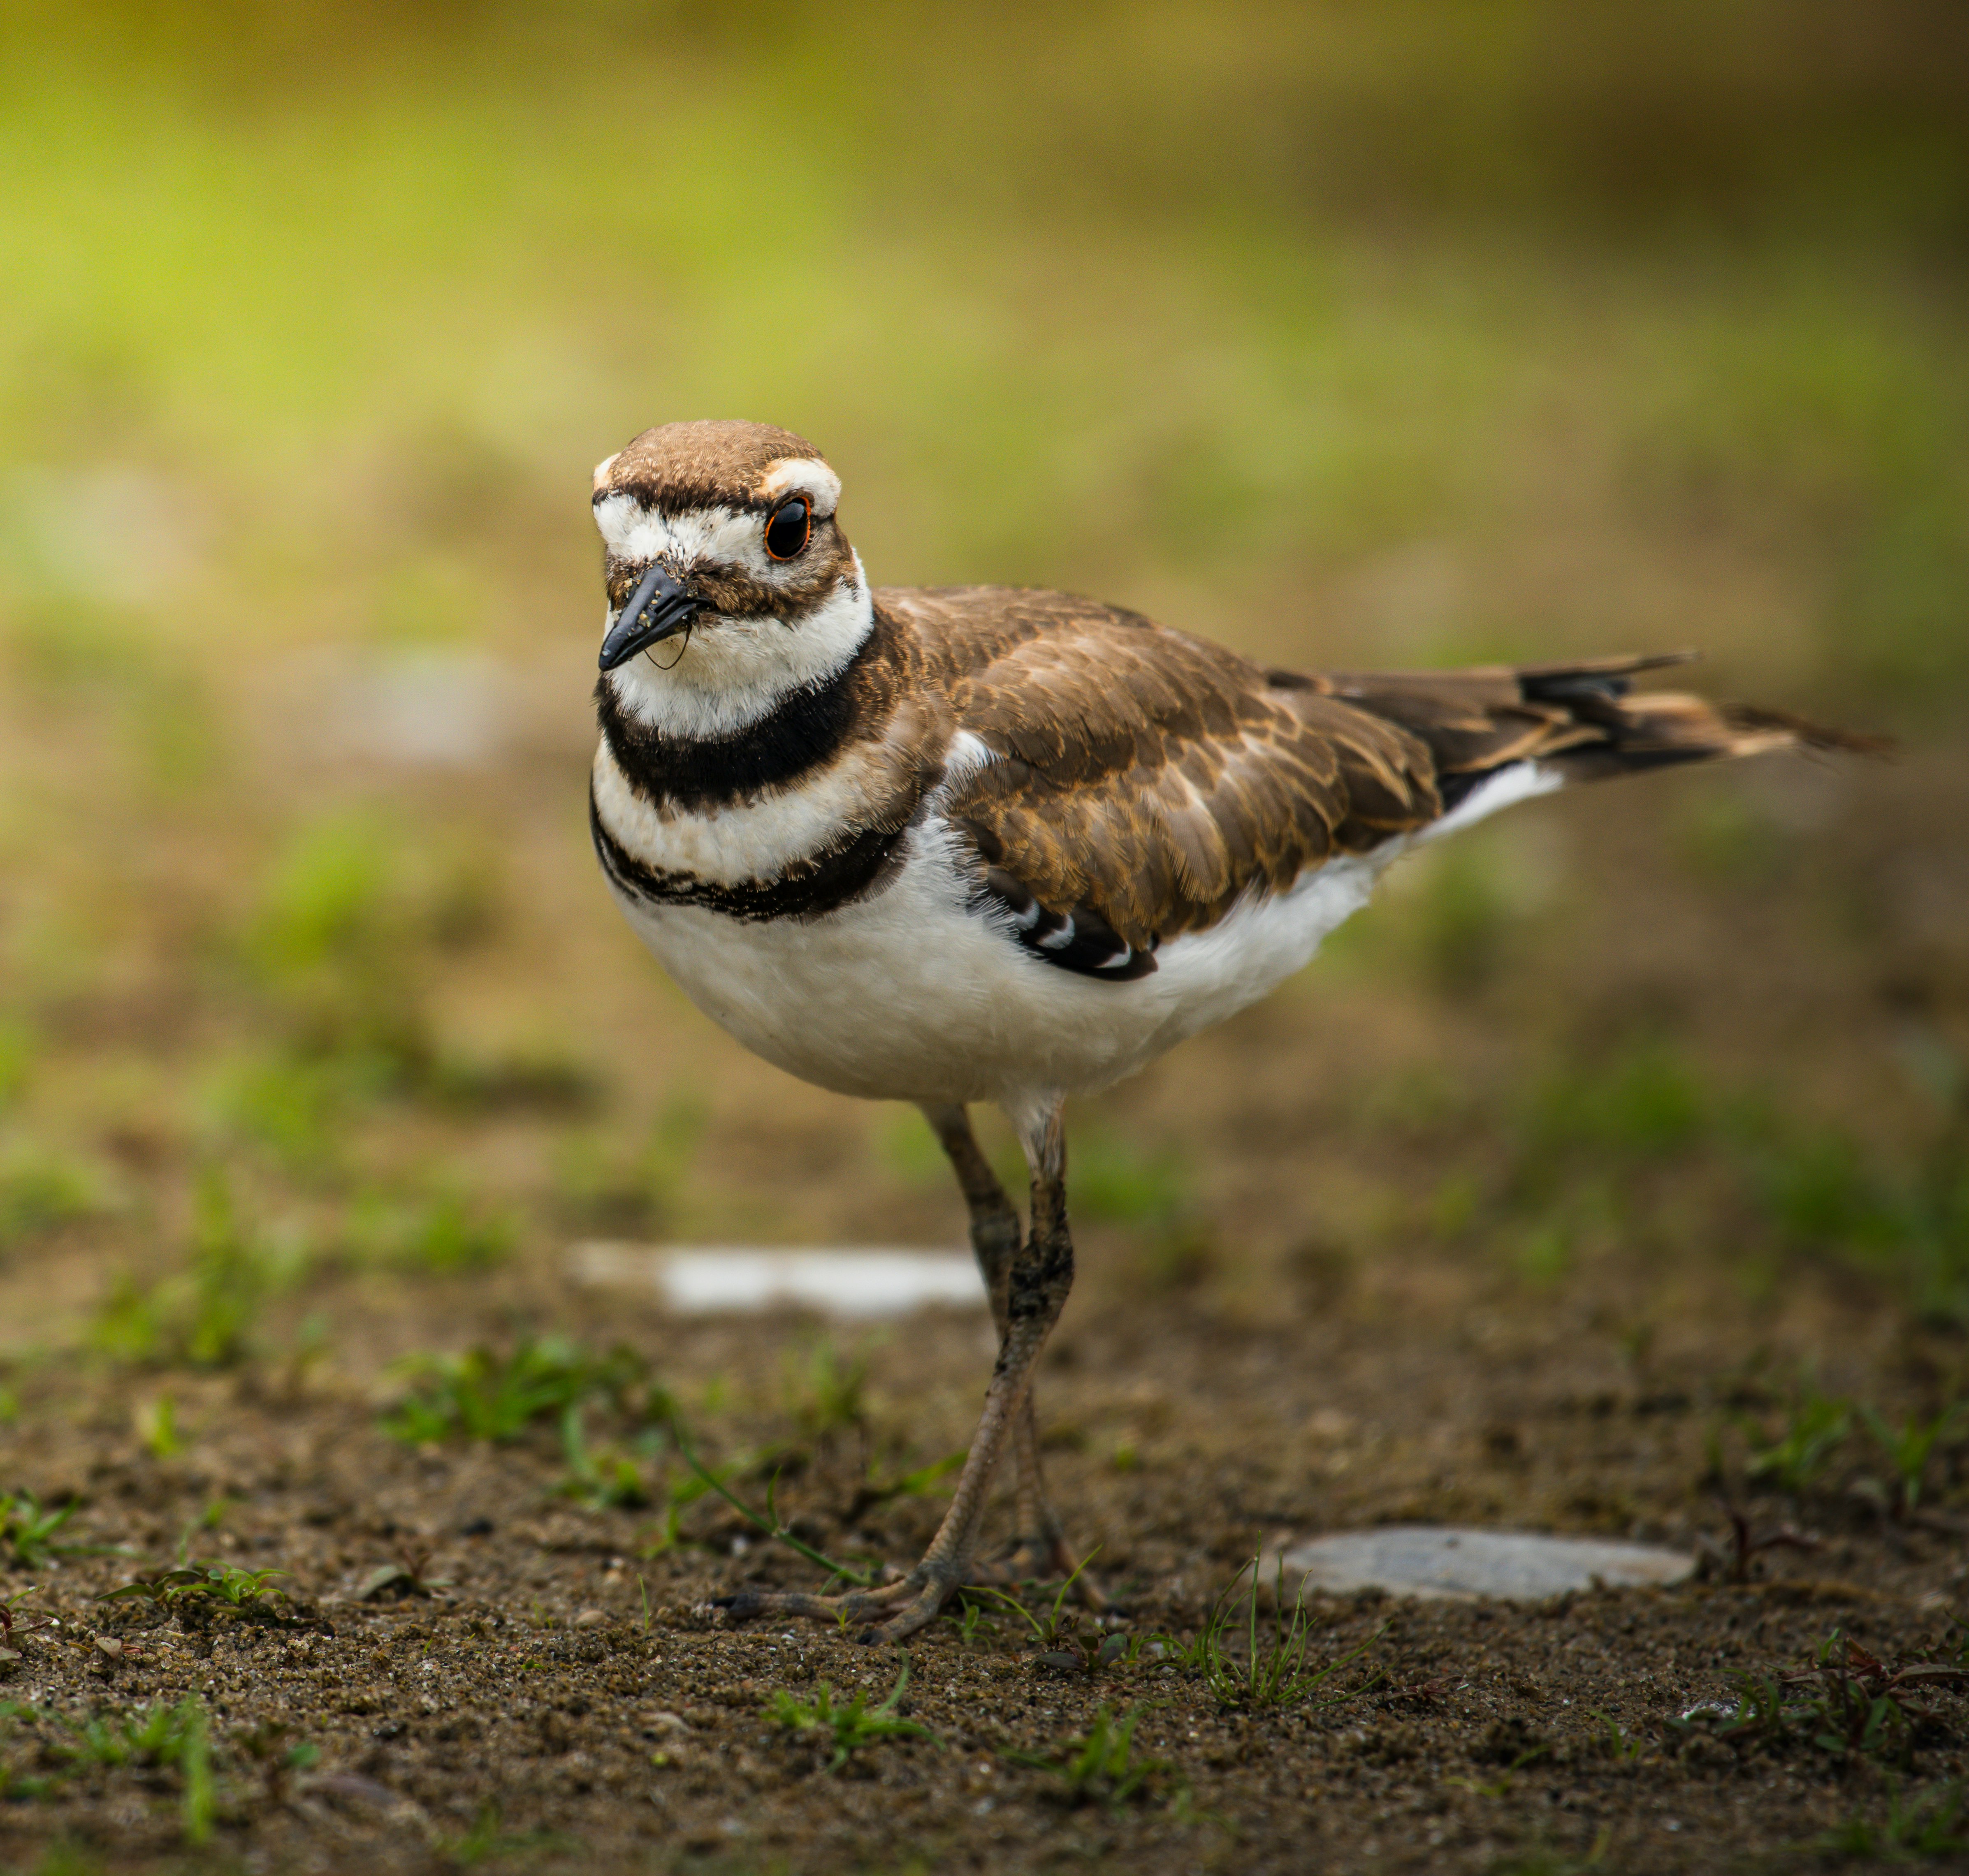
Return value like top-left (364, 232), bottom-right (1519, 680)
top-left (712, 1556), bottom-right (968, 1646)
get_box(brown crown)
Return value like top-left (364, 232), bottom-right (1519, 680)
top-left (596, 420), bottom-right (826, 515)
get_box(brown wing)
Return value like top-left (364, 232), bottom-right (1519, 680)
top-left (879, 588), bottom-right (1870, 968)
top-left (883, 587), bottom-right (1441, 957)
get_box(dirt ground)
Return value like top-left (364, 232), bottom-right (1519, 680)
top-left (7, 1233), bottom-right (1969, 1876)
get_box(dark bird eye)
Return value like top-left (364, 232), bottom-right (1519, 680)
top-left (763, 496), bottom-right (811, 561)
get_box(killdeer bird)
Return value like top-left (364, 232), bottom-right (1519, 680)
top-left (588, 419), bottom-right (1863, 1642)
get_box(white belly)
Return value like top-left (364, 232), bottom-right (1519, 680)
top-left (605, 817), bottom-right (1396, 1110)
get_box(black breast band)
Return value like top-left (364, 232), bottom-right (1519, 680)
top-left (589, 787), bottom-right (907, 922)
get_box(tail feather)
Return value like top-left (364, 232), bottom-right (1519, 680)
top-left (1319, 653), bottom-right (1884, 813)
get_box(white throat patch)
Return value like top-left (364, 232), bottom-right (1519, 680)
top-left (602, 550), bottom-right (875, 741)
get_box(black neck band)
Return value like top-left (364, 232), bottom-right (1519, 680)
top-left (594, 630), bottom-right (874, 813)
top-left (589, 785), bottom-right (905, 921)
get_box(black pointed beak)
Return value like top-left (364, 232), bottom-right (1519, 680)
top-left (599, 565), bottom-right (701, 671)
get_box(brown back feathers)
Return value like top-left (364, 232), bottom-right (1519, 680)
top-left (882, 589), bottom-right (1868, 954)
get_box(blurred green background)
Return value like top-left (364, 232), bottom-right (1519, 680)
top-left (5, 0), bottom-right (1966, 687)
top-left (1, 0), bottom-right (1966, 1362)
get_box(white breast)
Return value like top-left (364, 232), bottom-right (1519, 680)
top-left (600, 813), bottom-right (1400, 1110)
top-left (596, 747), bottom-right (1555, 1109)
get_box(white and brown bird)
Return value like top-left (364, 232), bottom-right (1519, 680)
top-left (587, 418), bottom-right (1863, 1642)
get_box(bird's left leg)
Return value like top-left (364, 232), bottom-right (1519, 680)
top-left (919, 1102), bottom-right (1099, 1596)
top-left (715, 1095), bottom-right (1077, 1643)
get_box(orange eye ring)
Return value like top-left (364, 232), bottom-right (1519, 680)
top-left (763, 496), bottom-right (812, 561)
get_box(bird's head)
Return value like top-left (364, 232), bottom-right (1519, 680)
top-left (591, 419), bottom-right (869, 739)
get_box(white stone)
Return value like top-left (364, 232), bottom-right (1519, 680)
top-left (566, 1242), bottom-right (984, 1319)
top-left (1268, 1525), bottom-right (1695, 1601)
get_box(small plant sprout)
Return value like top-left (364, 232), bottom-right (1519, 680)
top-left (134, 1394), bottom-right (182, 1460)
top-left (1, 1585), bottom-right (49, 1662)
top-left (1817, 1779), bottom-right (1969, 1860)
top-left (48, 1698), bottom-right (213, 1845)
top-left (355, 1188), bottom-right (515, 1276)
top-left (1669, 1630), bottom-right (1969, 1773)
top-left (383, 1335), bottom-right (663, 1447)
top-left (57, 1700), bottom-right (178, 1767)
top-left (1702, 1494), bottom-right (1821, 1584)
top-left (100, 1559), bottom-right (292, 1624)
top-left (0, 1142), bottom-right (107, 1253)
top-left (556, 1401), bottom-right (658, 1510)
top-left (768, 1653), bottom-right (939, 1773)
top-left (668, 1413), bottom-right (877, 1588)
top-left (236, 1719), bottom-right (320, 1806)
top-left (183, 1709), bottom-right (216, 1850)
top-left (1006, 1704), bottom-right (1171, 1809)
top-left (383, 1338), bottom-right (584, 1445)
top-left (440, 1800), bottom-right (580, 1865)
top-left (0, 1694), bottom-right (57, 1802)
top-left (88, 1170), bottom-right (300, 1372)
top-left (1860, 1401), bottom-right (1968, 1516)
top-left (638, 1445), bottom-right (737, 1558)
top-left (0, 1492), bottom-right (102, 1570)
top-left (952, 1593), bottom-right (998, 1648)
top-left (1795, 1632), bottom-right (1969, 1721)
top-left (358, 1543), bottom-right (451, 1601)
top-left (1668, 1675), bottom-right (1791, 1755)
top-left (1589, 1711), bottom-right (1647, 1763)
top-left (788, 1336), bottom-right (870, 1442)
top-left (1444, 1745), bottom-right (1550, 1802)
top-left (971, 1550), bottom-right (1105, 1666)
top-left (1168, 1557), bottom-right (1383, 1710)
top-left (1738, 1381), bottom-right (1852, 1496)
top-left (839, 1447), bottom-right (966, 1525)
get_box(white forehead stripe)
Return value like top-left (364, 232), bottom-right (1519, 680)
top-left (592, 451), bottom-right (621, 492)
top-left (757, 456), bottom-right (841, 514)
top-left (592, 497), bottom-right (764, 567)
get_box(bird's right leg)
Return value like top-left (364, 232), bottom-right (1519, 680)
top-left (715, 1095), bottom-right (1077, 1642)
top-left (920, 1102), bottom-right (1100, 1598)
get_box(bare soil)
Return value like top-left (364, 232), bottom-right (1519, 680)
top-left (7, 1218), bottom-right (1969, 1874)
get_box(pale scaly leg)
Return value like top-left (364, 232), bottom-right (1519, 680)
top-left (920, 1102), bottom-right (1101, 1598)
top-left (715, 1096), bottom-right (1078, 1643)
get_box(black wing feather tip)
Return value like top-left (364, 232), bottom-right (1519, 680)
top-left (974, 867), bottom-right (1158, 982)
